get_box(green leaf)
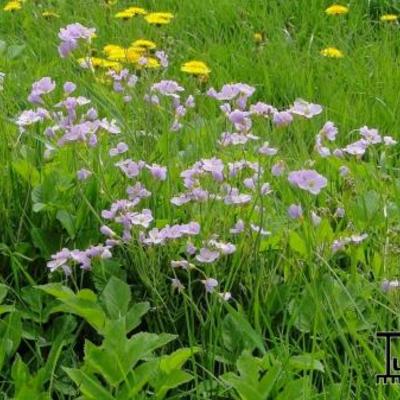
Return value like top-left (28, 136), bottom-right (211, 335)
top-left (223, 304), bottom-right (266, 354)
top-left (0, 284), bottom-right (8, 303)
top-left (153, 370), bottom-right (194, 400)
top-left (7, 44), bottom-right (26, 60)
top-left (101, 277), bottom-right (131, 319)
top-left (37, 284), bottom-right (106, 333)
top-left (56, 210), bottom-right (75, 238)
top-left (288, 231), bottom-right (307, 256)
top-left (289, 354), bottom-right (325, 372)
top-left (126, 302), bottom-right (150, 332)
top-left (83, 319), bottom-right (176, 387)
top-left (12, 160), bottom-right (40, 185)
top-left (276, 376), bottom-right (314, 400)
top-left (159, 347), bottom-right (200, 374)
top-left (65, 368), bottom-right (116, 400)
top-left (11, 355), bottom-right (30, 390)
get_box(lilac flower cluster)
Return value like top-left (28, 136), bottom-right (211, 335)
top-left (107, 69), bottom-right (138, 103)
top-left (147, 80), bottom-right (195, 131)
top-left (332, 233), bottom-right (368, 252)
top-left (58, 23), bottom-right (96, 58)
top-left (47, 244), bottom-right (112, 274)
top-left (24, 67), bottom-right (396, 300)
top-left (16, 77), bottom-right (120, 149)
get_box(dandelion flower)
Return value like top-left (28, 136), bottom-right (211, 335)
top-left (78, 57), bottom-right (121, 71)
top-left (4, 1), bottom-right (22, 11)
top-left (320, 47), bottom-right (344, 58)
top-left (381, 14), bottom-right (398, 22)
top-left (145, 12), bottom-right (174, 25)
top-left (115, 6), bottom-right (146, 19)
top-left (181, 60), bottom-right (210, 76)
top-left (103, 44), bottom-right (125, 57)
top-left (325, 4), bottom-right (349, 15)
top-left (131, 39), bottom-right (156, 50)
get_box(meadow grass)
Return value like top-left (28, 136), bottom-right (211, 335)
top-left (1, 0), bottom-right (400, 399)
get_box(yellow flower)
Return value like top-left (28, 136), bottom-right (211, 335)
top-left (181, 60), bottom-right (210, 76)
top-left (115, 6), bottom-right (146, 19)
top-left (4, 1), bottom-right (22, 11)
top-left (325, 4), bottom-right (349, 15)
top-left (131, 39), bottom-right (157, 50)
top-left (140, 57), bottom-right (160, 69)
top-left (320, 47), bottom-right (344, 58)
top-left (144, 12), bottom-right (174, 25)
top-left (126, 47), bottom-right (144, 63)
top-left (105, 0), bottom-right (118, 4)
top-left (125, 6), bottom-right (146, 15)
top-left (103, 44), bottom-right (125, 57)
top-left (253, 32), bottom-right (264, 44)
top-left (380, 14), bottom-right (398, 22)
top-left (42, 11), bottom-right (60, 18)
top-left (78, 57), bottom-right (122, 71)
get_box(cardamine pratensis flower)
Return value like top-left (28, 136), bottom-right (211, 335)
top-left (288, 169), bottom-right (328, 195)
top-left (58, 23), bottom-right (96, 58)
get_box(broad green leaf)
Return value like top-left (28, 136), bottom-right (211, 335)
top-left (37, 284), bottom-right (106, 333)
top-left (153, 370), bottom-right (194, 399)
top-left (276, 376), bottom-right (314, 400)
top-left (159, 347), bottom-right (200, 374)
top-left (56, 210), bottom-right (76, 238)
top-left (12, 160), bottom-right (39, 185)
top-left (289, 354), bottom-right (324, 372)
top-left (288, 231), bottom-right (307, 257)
top-left (126, 302), bottom-right (150, 332)
top-left (101, 277), bottom-right (131, 319)
top-left (65, 368), bottom-right (116, 400)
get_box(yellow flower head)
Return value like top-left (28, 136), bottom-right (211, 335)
top-left (103, 44), bottom-right (125, 56)
top-left (126, 47), bottom-right (145, 63)
top-left (126, 6), bottom-right (146, 15)
top-left (42, 11), bottom-right (60, 18)
top-left (253, 32), bottom-right (264, 44)
top-left (115, 7), bottom-right (146, 19)
top-left (105, 0), bottom-right (118, 5)
top-left (320, 47), bottom-right (344, 58)
top-left (181, 60), bottom-right (210, 76)
top-left (144, 12), bottom-right (174, 25)
top-left (78, 57), bottom-right (122, 71)
top-left (325, 4), bottom-right (349, 15)
top-left (138, 57), bottom-right (160, 69)
top-left (131, 39), bottom-right (157, 50)
top-left (380, 14), bottom-right (398, 22)
top-left (4, 1), bottom-right (22, 11)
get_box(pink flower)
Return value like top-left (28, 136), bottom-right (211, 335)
top-left (290, 99), bottom-right (323, 119)
top-left (288, 169), bottom-right (328, 195)
top-left (201, 278), bottom-right (219, 293)
top-left (196, 248), bottom-right (220, 263)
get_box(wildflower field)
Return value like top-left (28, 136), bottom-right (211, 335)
top-left (2, 0), bottom-right (400, 398)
